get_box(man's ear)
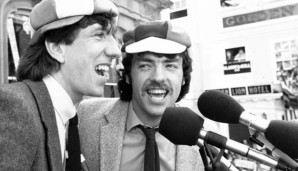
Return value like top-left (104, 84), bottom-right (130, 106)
top-left (45, 39), bottom-right (65, 63)
top-left (125, 75), bottom-right (131, 84)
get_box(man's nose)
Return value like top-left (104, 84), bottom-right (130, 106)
top-left (151, 65), bottom-right (166, 82)
top-left (105, 36), bottom-right (121, 59)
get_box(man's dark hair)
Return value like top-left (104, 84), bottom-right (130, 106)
top-left (17, 13), bottom-right (116, 81)
top-left (118, 50), bottom-right (192, 102)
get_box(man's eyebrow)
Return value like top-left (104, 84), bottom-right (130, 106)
top-left (136, 55), bottom-right (181, 63)
top-left (88, 25), bottom-right (104, 33)
top-left (136, 56), bottom-right (153, 62)
top-left (89, 23), bottom-right (113, 33)
top-left (165, 57), bottom-right (181, 62)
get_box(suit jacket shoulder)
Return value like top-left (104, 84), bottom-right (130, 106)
top-left (0, 82), bottom-right (43, 170)
top-left (78, 97), bottom-right (120, 121)
top-left (78, 98), bottom-right (129, 171)
top-left (0, 81), bottom-right (63, 171)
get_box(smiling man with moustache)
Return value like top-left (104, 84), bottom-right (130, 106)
top-left (78, 20), bottom-right (204, 171)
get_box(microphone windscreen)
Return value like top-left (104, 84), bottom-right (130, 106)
top-left (197, 90), bottom-right (245, 124)
top-left (265, 120), bottom-right (298, 159)
top-left (159, 107), bottom-right (204, 145)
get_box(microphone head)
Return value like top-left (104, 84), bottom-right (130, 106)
top-left (159, 107), bottom-right (204, 145)
top-left (265, 120), bottom-right (298, 159)
top-left (197, 90), bottom-right (245, 124)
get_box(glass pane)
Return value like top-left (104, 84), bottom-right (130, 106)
top-left (7, 12), bottom-right (31, 83)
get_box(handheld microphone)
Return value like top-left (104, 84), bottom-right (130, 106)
top-left (158, 107), bottom-right (237, 171)
top-left (197, 90), bottom-right (298, 160)
top-left (249, 129), bottom-right (298, 169)
top-left (159, 107), bottom-right (294, 171)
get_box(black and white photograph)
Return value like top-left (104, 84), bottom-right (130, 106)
top-left (1, 0), bottom-right (298, 171)
top-left (223, 46), bottom-right (251, 75)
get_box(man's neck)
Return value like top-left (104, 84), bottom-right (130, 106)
top-left (50, 73), bottom-right (82, 106)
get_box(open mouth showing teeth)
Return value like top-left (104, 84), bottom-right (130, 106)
top-left (147, 89), bottom-right (168, 101)
top-left (95, 65), bottom-right (110, 77)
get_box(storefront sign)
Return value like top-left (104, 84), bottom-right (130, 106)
top-left (248, 85), bottom-right (271, 95)
top-left (211, 85), bottom-right (273, 96)
top-left (216, 88), bottom-right (230, 95)
top-left (223, 3), bottom-right (298, 28)
top-left (231, 87), bottom-right (246, 96)
top-left (223, 61), bottom-right (251, 75)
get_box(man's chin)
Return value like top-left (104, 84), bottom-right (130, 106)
top-left (85, 89), bottom-right (104, 98)
top-left (147, 107), bottom-right (167, 117)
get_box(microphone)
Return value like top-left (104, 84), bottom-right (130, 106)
top-left (158, 107), bottom-right (237, 171)
top-left (197, 90), bottom-right (298, 160)
top-left (197, 139), bottom-right (240, 171)
top-left (159, 107), bottom-right (294, 171)
top-left (249, 130), bottom-right (298, 169)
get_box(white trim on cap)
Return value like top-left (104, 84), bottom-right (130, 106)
top-left (125, 37), bottom-right (187, 54)
top-left (55, 0), bottom-right (94, 19)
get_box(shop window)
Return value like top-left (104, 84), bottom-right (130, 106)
top-left (170, 9), bottom-right (187, 19)
top-left (170, 0), bottom-right (187, 20)
top-left (274, 39), bottom-right (298, 95)
top-left (104, 35), bottom-right (123, 98)
top-left (171, 0), bottom-right (186, 9)
top-left (6, 11), bottom-right (32, 83)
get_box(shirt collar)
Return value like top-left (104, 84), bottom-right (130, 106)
top-left (126, 102), bottom-right (143, 131)
top-left (126, 102), bottom-right (179, 131)
top-left (43, 75), bottom-right (76, 125)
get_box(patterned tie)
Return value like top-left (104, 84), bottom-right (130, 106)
top-left (66, 114), bottom-right (81, 171)
top-left (139, 125), bottom-right (160, 171)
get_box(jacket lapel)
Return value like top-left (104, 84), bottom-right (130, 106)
top-left (176, 145), bottom-right (204, 171)
top-left (100, 100), bottom-right (128, 171)
top-left (24, 80), bottom-right (63, 171)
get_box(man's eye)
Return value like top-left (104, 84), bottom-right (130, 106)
top-left (139, 64), bottom-right (151, 69)
top-left (167, 64), bottom-right (179, 69)
top-left (95, 33), bottom-right (105, 39)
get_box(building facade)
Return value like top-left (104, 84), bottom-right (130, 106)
top-left (162, 0), bottom-right (298, 122)
top-left (162, 1), bottom-right (298, 169)
top-left (0, 0), bottom-right (172, 89)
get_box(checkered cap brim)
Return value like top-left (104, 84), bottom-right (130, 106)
top-left (29, 0), bottom-right (118, 45)
top-left (122, 21), bottom-right (191, 54)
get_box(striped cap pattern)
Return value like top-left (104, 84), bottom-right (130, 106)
top-left (29, 0), bottom-right (118, 45)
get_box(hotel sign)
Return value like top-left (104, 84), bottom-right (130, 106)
top-left (248, 85), bottom-right (271, 95)
top-left (215, 88), bottom-right (230, 95)
top-left (223, 3), bottom-right (298, 28)
top-left (231, 87), bottom-right (246, 96)
top-left (211, 85), bottom-right (272, 96)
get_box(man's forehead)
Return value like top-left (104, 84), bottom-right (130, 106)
top-left (77, 22), bottom-right (114, 37)
top-left (88, 22), bottom-right (112, 31)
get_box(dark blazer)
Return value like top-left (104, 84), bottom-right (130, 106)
top-left (78, 98), bottom-right (204, 171)
top-left (0, 80), bottom-right (63, 171)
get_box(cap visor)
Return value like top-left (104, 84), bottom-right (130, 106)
top-left (30, 16), bottom-right (84, 45)
top-left (125, 37), bottom-right (187, 54)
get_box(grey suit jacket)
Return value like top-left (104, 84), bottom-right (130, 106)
top-left (78, 98), bottom-right (204, 171)
top-left (0, 80), bottom-right (63, 171)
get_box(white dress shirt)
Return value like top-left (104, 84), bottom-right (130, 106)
top-left (43, 75), bottom-right (76, 162)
